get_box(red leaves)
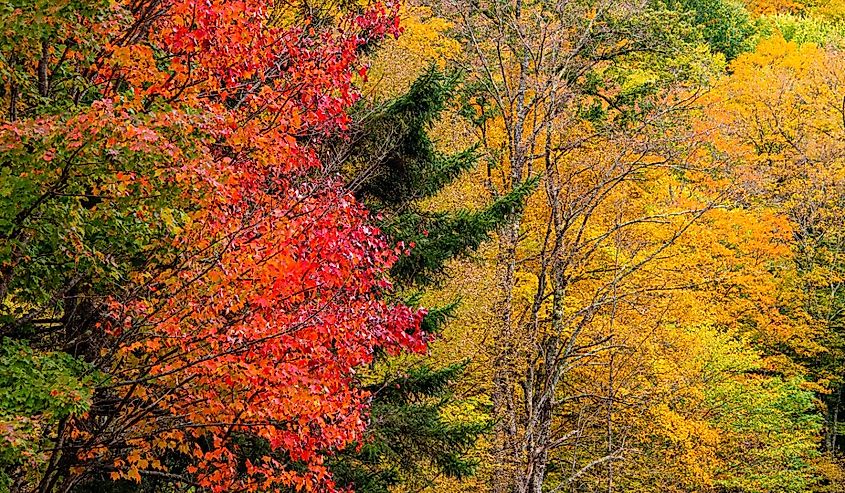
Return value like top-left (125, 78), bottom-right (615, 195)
top-left (20, 0), bottom-right (426, 490)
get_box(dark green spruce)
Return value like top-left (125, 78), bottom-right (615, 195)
top-left (323, 66), bottom-right (535, 492)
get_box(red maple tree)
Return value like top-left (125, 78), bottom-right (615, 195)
top-left (1, 0), bottom-right (425, 491)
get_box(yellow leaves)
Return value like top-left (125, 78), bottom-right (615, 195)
top-left (512, 271), bottom-right (540, 307)
top-left (716, 35), bottom-right (840, 152)
top-left (811, 455), bottom-right (845, 489)
top-left (111, 455), bottom-right (142, 483)
top-left (131, 385), bottom-right (149, 399)
top-left (697, 34), bottom-right (845, 374)
top-left (126, 468), bottom-right (142, 483)
top-left (731, 33), bottom-right (813, 71)
top-left (801, 378), bottom-right (831, 394)
top-left (654, 403), bottom-right (720, 448)
top-left (354, 2), bottom-right (840, 488)
top-left (110, 445), bottom-right (169, 484)
top-left (160, 208), bottom-right (183, 235)
top-left (127, 449), bottom-right (141, 465)
top-left (817, 1), bottom-right (845, 20)
top-left (706, 36), bottom-right (836, 163)
top-left (105, 44), bottom-right (169, 100)
top-left (619, 68), bottom-right (658, 93)
top-left (364, 7), bottom-right (461, 99)
top-left (621, 324), bottom-right (791, 489)
top-left (746, 0), bottom-right (806, 15)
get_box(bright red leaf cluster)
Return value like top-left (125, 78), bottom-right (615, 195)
top-left (0, 0), bottom-right (424, 491)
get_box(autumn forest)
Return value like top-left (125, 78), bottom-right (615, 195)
top-left (2, 0), bottom-right (845, 491)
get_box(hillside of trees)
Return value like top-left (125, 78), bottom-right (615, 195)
top-left (2, 0), bottom-right (845, 491)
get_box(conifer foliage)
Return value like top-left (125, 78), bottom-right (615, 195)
top-left (330, 362), bottom-right (488, 492)
top-left (324, 67), bottom-right (531, 491)
top-left (328, 67), bottom-right (536, 286)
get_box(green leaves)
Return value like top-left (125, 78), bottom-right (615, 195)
top-left (0, 338), bottom-right (94, 420)
top-left (0, 338), bottom-right (97, 491)
top-left (708, 375), bottom-right (822, 492)
top-left (657, 0), bottom-right (757, 60)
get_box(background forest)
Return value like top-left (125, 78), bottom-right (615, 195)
top-left (2, 0), bottom-right (845, 492)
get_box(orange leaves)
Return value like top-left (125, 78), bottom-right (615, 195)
top-left (1, 0), bottom-right (425, 490)
top-left (110, 448), bottom-right (162, 484)
top-left (695, 36), bottom-right (845, 361)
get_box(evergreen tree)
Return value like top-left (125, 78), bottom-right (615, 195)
top-left (329, 363), bottom-right (489, 492)
top-left (334, 67), bottom-right (535, 286)
top-left (324, 67), bottom-right (535, 491)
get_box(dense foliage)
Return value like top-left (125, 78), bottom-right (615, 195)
top-left (0, 0), bottom-right (426, 491)
top-left (3, 0), bottom-right (845, 492)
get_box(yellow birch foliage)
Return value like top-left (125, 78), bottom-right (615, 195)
top-left (361, 10), bottom-right (844, 492)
